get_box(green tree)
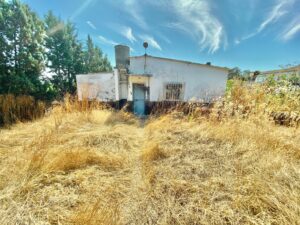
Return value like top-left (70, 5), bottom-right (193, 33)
top-left (0, 4), bottom-right (113, 100)
top-left (242, 70), bottom-right (251, 81)
top-left (84, 35), bottom-right (112, 73)
top-left (0, 0), bottom-right (8, 92)
top-left (228, 67), bottom-right (242, 80)
top-left (0, 0), bottom-right (46, 97)
top-left (45, 11), bottom-right (85, 98)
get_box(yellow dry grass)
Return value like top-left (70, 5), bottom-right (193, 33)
top-left (0, 100), bottom-right (300, 224)
top-left (0, 94), bottom-right (45, 126)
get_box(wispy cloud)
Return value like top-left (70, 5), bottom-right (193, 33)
top-left (86, 21), bottom-right (96, 30)
top-left (281, 18), bottom-right (300, 41)
top-left (98, 35), bottom-right (118, 46)
top-left (120, 26), bottom-right (137, 43)
top-left (165, 22), bottom-right (189, 34)
top-left (239, 0), bottom-right (294, 42)
top-left (70, 0), bottom-right (95, 20)
top-left (157, 32), bottom-right (171, 44)
top-left (123, 0), bottom-right (147, 30)
top-left (234, 39), bottom-right (241, 45)
top-left (258, 0), bottom-right (291, 32)
top-left (139, 34), bottom-right (162, 51)
top-left (166, 0), bottom-right (225, 53)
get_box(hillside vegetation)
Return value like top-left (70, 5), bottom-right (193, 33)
top-left (0, 82), bottom-right (300, 224)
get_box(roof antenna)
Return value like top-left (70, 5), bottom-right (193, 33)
top-left (143, 41), bottom-right (148, 55)
top-left (143, 42), bottom-right (148, 74)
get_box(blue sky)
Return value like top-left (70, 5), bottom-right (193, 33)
top-left (21, 0), bottom-right (300, 71)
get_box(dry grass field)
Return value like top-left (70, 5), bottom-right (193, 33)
top-left (0, 82), bottom-right (300, 224)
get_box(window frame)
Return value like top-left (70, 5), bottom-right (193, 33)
top-left (163, 82), bottom-right (185, 101)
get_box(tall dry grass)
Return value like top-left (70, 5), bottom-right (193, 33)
top-left (0, 82), bottom-right (299, 224)
top-left (0, 94), bottom-right (45, 126)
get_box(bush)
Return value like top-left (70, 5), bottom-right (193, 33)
top-left (213, 79), bottom-right (300, 126)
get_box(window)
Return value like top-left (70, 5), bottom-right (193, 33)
top-left (164, 83), bottom-right (184, 101)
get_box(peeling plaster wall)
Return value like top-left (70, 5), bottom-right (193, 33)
top-left (76, 73), bottom-right (116, 101)
top-left (129, 57), bottom-right (228, 102)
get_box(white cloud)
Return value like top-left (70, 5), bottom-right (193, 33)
top-left (70, 0), bottom-right (95, 20)
top-left (123, 0), bottom-right (148, 29)
top-left (234, 39), bottom-right (241, 45)
top-left (116, 0), bottom-right (223, 52)
top-left (281, 18), bottom-right (300, 41)
top-left (167, 0), bottom-right (225, 53)
top-left (98, 35), bottom-right (118, 46)
top-left (157, 33), bottom-right (171, 44)
top-left (130, 47), bottom-right (135, 53)
top-left (165, 22), bottom-right (188, 33)
top-left (139, 34), bottom-right (162, 51)
top-left (121, 26), bottom-right (137, 43)
top-left (86, 21), bottom-right (96, 30)
top-left (258, 0), bottom-right (291, 32)
top-left (240, 0), bottom-right (294, 42)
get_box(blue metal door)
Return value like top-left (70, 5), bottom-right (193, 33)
top-left (133, 85), bottom-right (145, 116)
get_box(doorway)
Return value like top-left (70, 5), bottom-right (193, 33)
top-left (133, 84), bottom-right (146, 116)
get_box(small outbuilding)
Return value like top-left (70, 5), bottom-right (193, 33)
top-left (76, 45), bottom-right (229, 115)
top-left (255, 65), bottom-right (300, 83)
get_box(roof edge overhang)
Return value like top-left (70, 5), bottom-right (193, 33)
top-left (130, 55), bottom-right (229, 72)
top-left (128, 73), bottom-right (153, 77)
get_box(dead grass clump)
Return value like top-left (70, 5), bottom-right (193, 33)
top-left (105, 111), bottom-right (139, 125)
top-left (46, 150), bottom-right (124, 172)
top-left (202, 117), bottom-right (300, 159)
top-left (0, 94), bottom-right (45, 126)
top-left (26, 148), bottom-right (49, 177)
top-left (141, 143), bottom-right (167, 163)
top-left (84, 133), bottom-right (130, 152)
top-left (63, 93), bottom-right (112, 113)
top-left (140, 143), bottom-right (167, 187)
top-left (71, 199), bottom-right (121, 225)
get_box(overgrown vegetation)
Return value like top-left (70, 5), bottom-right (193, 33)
top-left (0, 0), bottom-right (112, 100)
top-left (222, 79), bottom-right (300, 126)
top-left (0, 94), bottom-right (45, 126)
top-left (0, 81), bottom-right (299, 224)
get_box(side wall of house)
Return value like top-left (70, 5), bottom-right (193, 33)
top-left (76, 73), bottom-right (116, 101)
top-left (129, 57), bottom-right (228, 102)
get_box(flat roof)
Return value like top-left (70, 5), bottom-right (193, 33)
top-left (128, 73), bottom-right (152, 77)
top-left (130, 55), bottom-right (229, 72)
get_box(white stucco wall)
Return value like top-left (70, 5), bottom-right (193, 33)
top-left (129, 56), bottom-right (228, 102)
top-left (76, 73), bottom-right (116, 101)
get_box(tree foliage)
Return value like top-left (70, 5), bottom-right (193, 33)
top-left (0, 0), bottom-right (47, 98)
top-left (44, 11), bottom-right (85, 97)
top-left (0, 1), bottom-right (112, 100)
top-left (84, 35), bottom-right (112, 73)
top-left (228, 67), bottom-right (254, 81)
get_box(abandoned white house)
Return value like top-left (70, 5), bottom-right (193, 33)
top-left (76, 45), bottom-right (229, 115)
